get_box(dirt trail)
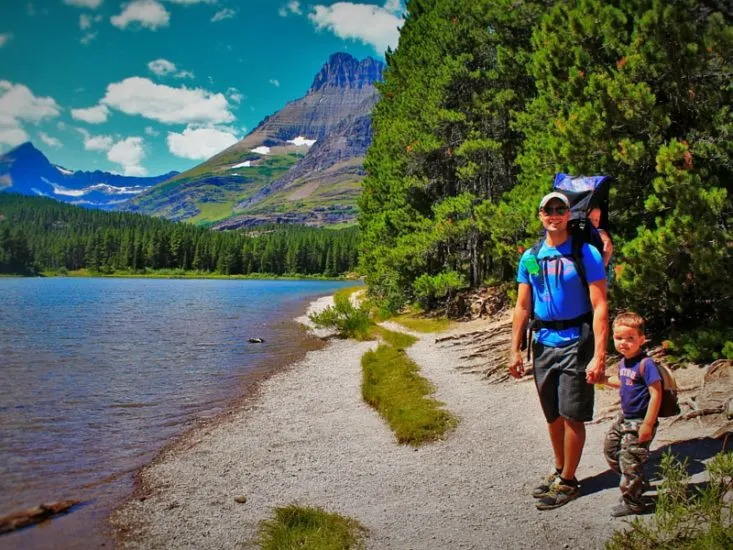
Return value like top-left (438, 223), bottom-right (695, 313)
top-left (111, 302), bottom-right (727, 549)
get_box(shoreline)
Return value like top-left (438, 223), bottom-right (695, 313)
top-left (109, 301), bottom-right (718, 549)
top-left (108, 294), bottom-right (336, 545)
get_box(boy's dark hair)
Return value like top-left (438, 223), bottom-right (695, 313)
top-left (613, 312), bottom-right (645, 335)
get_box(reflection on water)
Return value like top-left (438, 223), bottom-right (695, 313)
top-left (0, 277), bottom-right (352, 549)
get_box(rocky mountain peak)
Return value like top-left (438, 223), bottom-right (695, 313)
top-left (3, 142), bottom-right (49, 165)
top-left (309, 52), bottom-right (385, 92)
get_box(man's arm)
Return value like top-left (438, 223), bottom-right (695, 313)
top-left (585, 279), bottom-right (609, 383)
top-left (509, 283), bottom-right (532, 378)
top-left (639, 381), bottom-right (662, 442)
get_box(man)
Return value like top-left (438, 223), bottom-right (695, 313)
top-left (509, 191), bottom-right (609, 509)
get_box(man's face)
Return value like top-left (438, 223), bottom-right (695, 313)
top-left (539, 199), bottom-right (570, 232)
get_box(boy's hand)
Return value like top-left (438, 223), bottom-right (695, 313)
top-left (509, 350), bottom-right (525, 378)
top-left (638, 422), bottom-right (654, 443)
top-left (585, 355), bottom-right (605, 383)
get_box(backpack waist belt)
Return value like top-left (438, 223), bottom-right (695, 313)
top-left (530, 312), bottom-right (593, 331)
top-left (522, 312), bottom-right (593, 361)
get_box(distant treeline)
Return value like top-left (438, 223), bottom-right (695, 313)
top-left (0, 194), bottom-right (358, 276)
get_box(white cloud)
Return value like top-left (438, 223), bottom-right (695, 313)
top-left (0, 127), bottom-right (29, 147)
top-left (0, 81), bottom-right (60, 147)
top-left (166, 125), bottom-right (238, 160)
top-left (107, 136), bottom-right (146, 175)
top-left (144, 125), bottom-right (159, 136)
top-left (0, 34), bottom-right (12, 48)
top-left (81, 32), bottom-right (98, 44)
top-left (279, 1), bottom-right (301, 16)
top-left (148, 59), bottom-right (195, 79)
top-left (39, 132), bottom-right (63, 148)
top-left (383, 0), bottom-right (402, 13)
top-left (111, 0), bottom-right (170, 30)
top-left (269, 79), bottom-right (280, 87)
top-left (71, 104), bottom-right (110, 124)
top-left (163, 0), bottom-right (215, 3)
top-left (77, 128), bottom-right (115, 151)
top-left (211, 8), bottom-right (236, 22)
top-left (148, 58), bottom-right (176, 76)
top-left (101, 77), bottom-right (234, 125)
top-left (226, 87), bottom-right (243, 104)
top-left (80, 14), bottom-right (92, 29)
top-left (64, 0), bottom-right (103, 8)
top-left (308, 1), bottom-right (402, 54)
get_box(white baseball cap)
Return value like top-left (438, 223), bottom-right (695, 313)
top-left (539, 192), bottom-right (570, 210)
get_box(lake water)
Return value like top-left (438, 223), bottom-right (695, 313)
top-left (0, 277), bottom-right (355, 549)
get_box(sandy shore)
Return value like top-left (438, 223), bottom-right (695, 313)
top-left (110, 296), bottom-right (717, 549)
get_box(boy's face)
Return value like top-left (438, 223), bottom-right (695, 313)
top-left (613, 325), bottom-right (646, 358)
top-left (588, 208), bottom-right (601, 229)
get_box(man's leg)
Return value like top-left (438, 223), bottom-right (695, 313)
top-left (548, 417), bottom-right (565, 471)
top-left (561, 418), bottom-right (585, 481)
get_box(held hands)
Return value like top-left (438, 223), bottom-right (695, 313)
top-left (585, 355), bottom-right (606, 384)
top-left (638, 422), bottom-right (654, 443)
top-left (509, 350), bottom-right (525, 378)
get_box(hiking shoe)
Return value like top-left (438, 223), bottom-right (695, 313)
top-left (535, 478), bottom-right (580, 510)
top-left (611, 502), bottom-right (646, 517)
top-left (532, 470), bottom-right (561, 498)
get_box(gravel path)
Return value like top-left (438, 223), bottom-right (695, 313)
top-left (109, 298), bottom-right (652, 549)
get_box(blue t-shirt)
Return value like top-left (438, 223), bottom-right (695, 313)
top-left (517, 237), bottom-right (605, 347)
top-left (618, 353), bottom-right (662, 418)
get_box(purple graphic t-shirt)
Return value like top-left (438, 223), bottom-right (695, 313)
top-left (619, 353), bottom-right (662, 418)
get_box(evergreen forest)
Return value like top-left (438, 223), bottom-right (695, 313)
top-left (0, 194), bottom-right (358, 277)
top-left (358, 0), bottom-right (732, 360)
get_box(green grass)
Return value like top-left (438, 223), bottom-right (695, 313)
top-left (334, 285), bottom-right (366, 301)
top-left (369, 325), bottom-right (418, 350)
top-left (188, 201), bottom-right (235, 224)
top-left (361, 344), bottom-right (457, 445)
top-left (390, 314), bottom-right (453, 333)
top-left (258, 505), bottom-right (366, 550)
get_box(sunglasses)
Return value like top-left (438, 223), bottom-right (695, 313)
top-left (541, 206), bottom-right (568, 216)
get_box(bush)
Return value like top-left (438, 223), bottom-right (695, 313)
top-left (308, 294), bottom-right (372, 339)
top-left (607, 451), bottom-right (733, 549)
top-left (413, 270), bottom-right (466, 310)
top-left (664, 326), bottom-right (733, 364)
top-left (258, 505), bottom-right (366, 550)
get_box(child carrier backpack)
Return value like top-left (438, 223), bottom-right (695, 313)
top-left (521, 174), bottom-right (611, 358)
top-left (640, 357), bottom-right (681, 417)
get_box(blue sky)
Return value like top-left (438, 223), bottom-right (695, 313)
top-left (0, 0), bottom-right (403, 176)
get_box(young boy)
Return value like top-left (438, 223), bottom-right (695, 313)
top-left (600, 312), bottom-right (662, 517)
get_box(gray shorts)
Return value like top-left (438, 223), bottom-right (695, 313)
top-left (532, 332), bottom-right (595, 423)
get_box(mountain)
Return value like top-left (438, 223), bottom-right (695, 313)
top-left (0, 142), bottom-right (178, 210)
top-left (127, 52), bottom-right (384, 227)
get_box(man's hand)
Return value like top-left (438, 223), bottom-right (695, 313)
top-left (509, 350), bottom-right (525, 378)
top-left (585, 355), bottom-right (605, 384)
top-left (638, 422), bottom-right (654, 443)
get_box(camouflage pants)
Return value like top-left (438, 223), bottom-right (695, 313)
top-left (603, 415), bottom-right (656, 507)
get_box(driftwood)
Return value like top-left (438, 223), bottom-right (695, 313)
top-left (0, 500), bottom-right (79, 535)
top-left (669, 406), bottom-right (724, 425)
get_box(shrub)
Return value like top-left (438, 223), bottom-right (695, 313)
top-left (308, 294), bottom-right (371, 339)
top-left (258, 505), bottom-right (366, 550)
top-left (606, 451), bottom-right (733, 549)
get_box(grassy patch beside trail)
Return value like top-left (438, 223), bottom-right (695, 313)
top-left (334, 285), bottom-right (366, 301)
top-left (390, 314), bottom-right (453, 333)
top-left (361, 344), bottom-right (457, 445)
top-left (258, 505), bottom-right (366, 550)
top-left (369, 325), bottom-right (418, 350)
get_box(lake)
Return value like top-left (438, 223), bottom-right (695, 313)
top-left (0, 277), bottom-right (355, 549)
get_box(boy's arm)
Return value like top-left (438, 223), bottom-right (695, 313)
top-left (639, 381), bottom-right (662, 442)
top-left (599, 373), bottom-right (620, 388)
